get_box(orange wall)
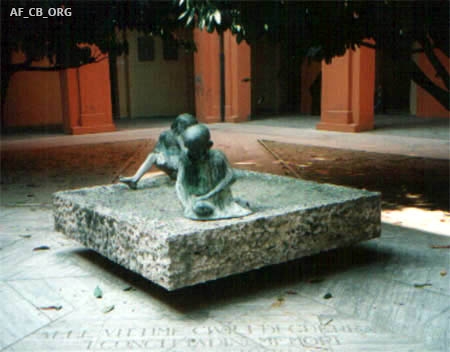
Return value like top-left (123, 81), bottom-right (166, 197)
top-left (415, 49), bottom-right (450, 118)
top-left (4, 53), bottom-right (64, 128)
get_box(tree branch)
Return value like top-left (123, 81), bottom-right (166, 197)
top-left (6, 56), bottom-right (106, 74)
top-left (410, 59), bottom-right (450, 110)
top-left (360, 41), bottom-right (376, 49)
top-left (422, 36), bottom-right (450, 90)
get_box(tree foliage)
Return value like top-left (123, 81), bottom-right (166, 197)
top-left (1, 0), bottom-right (449, 111)
top-left (176, 0), bottom-right (449, 110)
top-left (1, 0), bottom-right (185, 111)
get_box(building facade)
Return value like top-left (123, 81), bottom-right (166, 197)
top-left (2, 30), bottom-right (449, 134)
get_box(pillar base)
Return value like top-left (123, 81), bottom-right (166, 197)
top-left (69, 124), bottom-right (116, 135)
top-left (316, 121), bottom-right (373, 132)
top-left (225, 115), bottom-right (249, 123)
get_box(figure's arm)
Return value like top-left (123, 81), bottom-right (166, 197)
top-left (197, 154), bottom-right (235, 201)
top-left (175, 162), bottom-right (190, 208)
top-left (175, 135), bottom-right (187, 154)
top-left (119, 153), bottom-right (156, 189)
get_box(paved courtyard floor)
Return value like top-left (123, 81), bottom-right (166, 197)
top-left (1, 115), bottom-right (449, 351)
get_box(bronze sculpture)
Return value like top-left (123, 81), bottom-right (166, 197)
top-left (119, 113), bottom-right (197, 189)
top-left (175, 124), bottom-right (252, 220)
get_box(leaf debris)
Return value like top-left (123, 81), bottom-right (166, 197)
top-left (123, 286), bottom-right (136, 292)
top-left (414, 282), bottom-right (432, 288)
top-left (103, 305), bottom-right (115, 314)
top-left (94, 286), bottom-right (103, 299)
top-left (39, 305), bottom-right (62, 311)
top-left (33, 246), bottom-right (50, 251)
top-left (323, 293), bottom-right (333, 299)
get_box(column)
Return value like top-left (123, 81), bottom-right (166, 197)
top-left (317, 43), bottom-right (375, 132)
top-left (61, 56), bottom-right (115, 134)
top-left (193, 29), bottom-right (251, 123)
top-left (193, 29), bottom-right (221, 123)
top-left (223, 31), bottom-right (251, 122)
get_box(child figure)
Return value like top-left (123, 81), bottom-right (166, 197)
top-left (119, 113), bottom-right (197, 189)
top-left (176, 124), bottom-right (252, 220)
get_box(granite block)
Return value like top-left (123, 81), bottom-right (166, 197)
top-left (53, 170), bottom-right (381, 290)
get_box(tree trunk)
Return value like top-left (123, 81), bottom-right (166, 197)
top-left (410, 60), bottom-right (450, 111)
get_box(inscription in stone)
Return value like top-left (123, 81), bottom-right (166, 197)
top-left (24, 323), bottom-right (377, 351)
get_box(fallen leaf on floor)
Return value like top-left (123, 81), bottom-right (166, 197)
top-left (430, 245), bottom-right (450, 249)
top-left (123, 286), bottom-right (136, 292)
top-left (308, 278), bottom-right (324, 284)
top-left (103, 305), bottom-right (115, 314)
top-left (285, 290), bottom-right (298, 295)
top-left (323, 293), bottom-right (333, 299)
top-left (440, 270), bottom-right (447, 277)
top-left (33, 246), bottom-right (50, 251)
top-left (39, 305), bottom-right (62, 311)
top-left (322, 318), bottom-right (333, 326)
top-left (414, 283), bottom-right (432, 288)
top-left (271, 296), bottom-right (285, 308)
top-left (19, 234), bottom-right (32, 239)
top-left (94, 286), bottom-right (103, 299)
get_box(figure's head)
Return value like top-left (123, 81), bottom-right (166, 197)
top-left (171, 113), bottom-right (197, 135)
top-left (182, 124), bottom-right (213, 160)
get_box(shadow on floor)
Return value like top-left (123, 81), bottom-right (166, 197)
top-left (261, 140), bottom-right (449, 212)
top-left (72, 241), bottom-right (393, 314)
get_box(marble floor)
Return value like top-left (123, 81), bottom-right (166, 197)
top-left (1, 115), bottom-right (449, 351)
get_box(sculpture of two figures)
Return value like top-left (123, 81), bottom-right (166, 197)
top-left (119, 113), bottom-right (251, 220)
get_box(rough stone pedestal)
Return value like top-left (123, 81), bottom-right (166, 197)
top-left (53, 170), bottom-right (381, 290)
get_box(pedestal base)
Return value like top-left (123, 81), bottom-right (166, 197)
top-left (53, 170), bottom-right (381, 290)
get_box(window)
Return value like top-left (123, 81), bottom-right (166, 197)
top-left (137, 36), bottom-right (155, 61)
top-left (163, 37), bottom-right (178, 61)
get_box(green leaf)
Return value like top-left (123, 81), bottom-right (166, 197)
top-left (178, 10), bottom-right (189, 21)
top-left (94, 286), bottom-right (103, 299)
top-left (207, 20), bottom-right (215, 33)
top-left (213, 10), bottom-right (221, 25)
top-left (102, 305), bottom-right (115, 314)
top-left (186, 8), bottom-right (195, 26)
top-left (414, 282), bottom-right (432, 288)
top-left (39, 305), bottom-right (62, 311)
top-left (199, 18), bottom-right (206, 30)
top-left (236, 32), bottom-right (243, 44)
top-left (33, 245), bottom-right (50, 251)
top-left (323, 292), bottom-right (333, 299)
